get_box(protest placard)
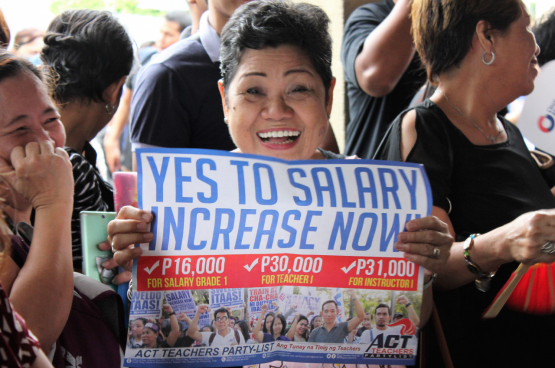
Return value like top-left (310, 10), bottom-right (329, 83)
top-left (519, 60), bottom-right (555, 154)
top-left (129, 291), bottom-right (164, 319)
top-left (124, 149), bottom-right (431, 367)
top-left (277, 293), bottom-right (320, 322)
top-left (248, 287), bottom-right (279, 323)
top-left (209, 288), bottom-right (244, 311)
top-left (165, 290), bottom-right (210, 328)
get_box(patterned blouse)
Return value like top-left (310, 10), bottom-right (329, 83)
top-left (0, 282), bottom-right (41, 367)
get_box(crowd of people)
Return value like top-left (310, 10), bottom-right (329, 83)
top-left (125, 291), bottom-right (419, 349)
top-left (0, 0), bottom-right (554, 367)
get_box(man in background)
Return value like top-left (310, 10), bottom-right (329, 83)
top-left (341, 0), bottom-right (426, 159)
top-left (156, 10), bottom-right (191, 51)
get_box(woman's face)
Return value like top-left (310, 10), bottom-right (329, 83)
top-left (272, 317), bottom-right (283, 336)
top-left (132, 320), bottom-right (145, 338)
top-left (141, 327), bottom-right (158, 348)
top-left (0, 71), bottom-right (65, 164)
top-left (313, 316), bottom-right (322, 328)
top-left (219, 45), bottom-right (335, 161)
top-left (265, 315), bottom-right (274, 331)
top-left (0, 70), bottom-right (65, 208)
top-left (296, 318), bottom-right (308, 335)
top-left (494, 2), bottom-right (540, 97)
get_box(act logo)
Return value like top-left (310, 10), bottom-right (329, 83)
top-left (538, 114), bottom-right (555, 133)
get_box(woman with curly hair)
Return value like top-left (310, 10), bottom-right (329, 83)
top-left (41, 9), bottom-right (133, 271)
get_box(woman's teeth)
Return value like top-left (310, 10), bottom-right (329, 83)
top-left (257, 130), bottom-right (301, 144)
top-left (258, 130), bottom-right (301, 139)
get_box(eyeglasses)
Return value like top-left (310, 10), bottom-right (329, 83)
top-left (215, 316), bottom-right (229, 322)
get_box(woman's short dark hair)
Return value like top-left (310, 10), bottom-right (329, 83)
top-left (534, 7), bottom-right (555, 67)
top-left (220, 0), bottom-right (332, 99)
top-left (235, 320), bottom-right (250, 342)
top-left (42, 9), bottom-right (133, 104)
top-left (412, 0), bottom-right (522, 83)
top-left (0, 50), bottom-right (43, 85)
top-left (271, 314), bottom-right (287, 337)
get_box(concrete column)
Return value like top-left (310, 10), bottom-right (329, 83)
top-left (293, 0), bottom-right (379, 153)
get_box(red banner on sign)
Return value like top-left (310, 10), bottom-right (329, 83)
top-left (136, 254), bottom-right (419, 291)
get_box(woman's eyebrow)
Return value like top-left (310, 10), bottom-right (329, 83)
top-left (284, 69), bottom-right (313, 77)
top-left (242, 72), bottom-right (266, 79)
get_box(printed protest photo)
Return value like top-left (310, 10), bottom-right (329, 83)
top-left (127, 286), bottom-right (421, 359)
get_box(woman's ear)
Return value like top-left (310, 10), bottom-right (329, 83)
top-left (475, 20), bottom-right (495, 54)
top-left (103, 76), bottom-right (127, 108)
top-left (326, 77), bottom-right (336, 117)
top-left (217, 79), bottom-right (229, 124)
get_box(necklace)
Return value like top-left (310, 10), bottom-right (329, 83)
top-left (437, 89), bottom-right (503, 143)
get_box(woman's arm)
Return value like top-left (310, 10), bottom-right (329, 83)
top-left (420, 206), bottom-right (555, 291)
top-left (103, 87), bottom-right (132, 173)
top-left (253, 304), bottom-right (268, 343)
top-left (163, 304), bottom-right (180, 347)
top-left (286, 313), bottom-right (300, 340)
top-left (2, 142), bottom-right (74, 353)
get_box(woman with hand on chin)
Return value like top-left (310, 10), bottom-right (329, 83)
top-left (376, 0), bottom-right (554, 366)
top-left (104, 0), bottom-right (451, 339)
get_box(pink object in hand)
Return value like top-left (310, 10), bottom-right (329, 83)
top-left (113, 172), bottom-right (138, 212)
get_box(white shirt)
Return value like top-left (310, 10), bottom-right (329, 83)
top-left (201, 327), bottom-right (245, 346)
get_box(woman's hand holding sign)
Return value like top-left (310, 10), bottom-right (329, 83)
top-left (98, 206), bottom-right (153, 284)
top-left (394, 215), bottom-right (453, 280)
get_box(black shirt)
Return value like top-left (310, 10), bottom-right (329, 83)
top-left (66, 142), bottom-right (114, 270)
top-left (341, 0), bottom-right (426, 159)
top-left (376, 100), bottom-right (555, 367)
top-left (130, 37), bottom-right (236, 151)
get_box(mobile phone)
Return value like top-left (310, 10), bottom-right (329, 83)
top-left (80, 211), bottom-right (117, 290)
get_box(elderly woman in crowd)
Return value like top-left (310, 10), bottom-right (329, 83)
top-left (41, 9), bottom-right (133, 271)
top-left (0, 51), bottom-right (75, 365)
top-left (105, 0), bottom-right (452, 365)
top-left (376, 0), bottom-right (554, 366)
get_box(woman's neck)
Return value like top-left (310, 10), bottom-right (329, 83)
top-left (434, 77), bottom-right (503, 125)
top-left (59, 101), bottom-right (108, 152)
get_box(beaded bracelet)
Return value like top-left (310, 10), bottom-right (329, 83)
top-left (463, 233), bottom-right (496, 292)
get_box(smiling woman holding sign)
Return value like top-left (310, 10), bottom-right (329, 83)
top-left (105, 0), bottom-right (452, 362)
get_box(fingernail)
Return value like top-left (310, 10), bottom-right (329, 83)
top-left (102, 261), bottom-right (110, 267)
top-left (142, 213), bottom-right (152, 221)
top-left (144, 233), bottom-right (154, 241)
top-left (133, 247), bottom-right (142, 255)
top-left (398, 233), bottom-right (407, 242)
top-left (137, 222), bottom-right (147, 230)
top-left (406, 222), bottom-right (415, 231)
top-left (395, 243), bottom-right (405, 251)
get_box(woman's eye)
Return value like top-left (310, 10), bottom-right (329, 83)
top-left (246, 88), bottom-right (261, 95)
top-left (13, 126), bottom-right (27, 133)
top-left (45, 117), bottom-right (59, 124)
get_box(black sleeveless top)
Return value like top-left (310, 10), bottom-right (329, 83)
top-left (376, 100), bottom-right (555, 367)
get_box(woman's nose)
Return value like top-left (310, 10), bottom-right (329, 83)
top-left (262, 96), bottom-right (294, 120)
top-left (35, 128), bottom-right (56, 146)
